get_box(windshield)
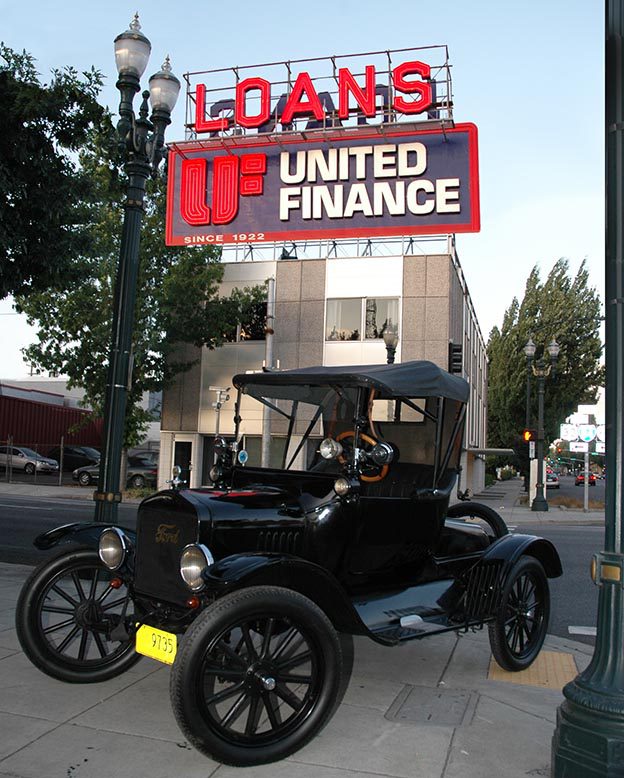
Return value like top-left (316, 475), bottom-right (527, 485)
top-left (238, 384), bottom-right (359, 471)
top-left (19, 447), bottom-right (42, 458)
top-left (81, 447), bottom-right (100, 458)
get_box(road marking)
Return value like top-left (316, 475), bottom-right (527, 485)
top-left (0, 503), bottom-right (54, 510)
top-left (568, 626), bottom-right (597, 636)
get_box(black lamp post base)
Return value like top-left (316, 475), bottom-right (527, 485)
top-left (553, 695), bottom-right (624, 776)
top-left (531, 495), bottom-right (549, 511)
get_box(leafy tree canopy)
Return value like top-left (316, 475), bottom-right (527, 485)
top-left (16, 113), bottom-right (268, 446)
top-left (0, 44), bottom-right (104, 299)
top-left (487, 258), bottom-right (603, 450)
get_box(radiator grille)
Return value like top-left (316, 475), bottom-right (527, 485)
top-left (463, 561), bottom-right (503, 621)
top-left (256, 529), bottom-right (302, 555)
top-left (134, 500), bottom-right (198, 605)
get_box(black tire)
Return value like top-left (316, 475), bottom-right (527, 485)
top-left (170, 586), bottom-right (346, 766)
top-left (15, 547), bottom-right (141, 683)
top-left (446, 501), bottom-right (509, 539)
top-left (129, 474), bottom-right (145, 489)
top-left (24, 462), bottom-right (35, 475)
top-left (78, 471), bottom-right (92, 486)
top-left (488, 556), bottom-right (549, 671)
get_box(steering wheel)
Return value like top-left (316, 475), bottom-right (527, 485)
top-left (336, 431), bottom-right (389, 483)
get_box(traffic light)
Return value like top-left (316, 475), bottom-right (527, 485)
top-left (522, 429), bottom-right (536, 442)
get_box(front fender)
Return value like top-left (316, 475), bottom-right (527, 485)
top-left (203, 553), bottom-right (366, 635)
top-left (482, 533), bottom-right (563, 578)
top-left (34, 522), bottom-right (137, 551)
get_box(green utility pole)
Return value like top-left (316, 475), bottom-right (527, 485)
top-left (552, 3), bottom-right (624, 774)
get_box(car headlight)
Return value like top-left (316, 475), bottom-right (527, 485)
top-left (320, 437), bottom-right (343, 460)
top-left (98, 527), bottom-right (128, 570)
top-left (180, 544), bottom-right (214, 591)
top-left (209, 465), bottom-right (222, 483)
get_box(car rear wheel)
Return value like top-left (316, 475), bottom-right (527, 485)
top-left (488, 556), bottom-right (549, 671)
top-left (78, 472), bottom-right (92, 486)
top-left (170, 586), bottom-right (346, 766)
top-left (129, 474), bottom-right (145, 489)
top-left (24, 462), bottom-right (35, 475)
top-left (16, 547), bottom-right (141, 683)
top-left (446, 501), bottom-right (508, 539)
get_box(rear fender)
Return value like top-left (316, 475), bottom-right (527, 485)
top-left (482, 533), bottom-right (563, 578)
top-left (34, 522), bottom-right (137, 551)
top-left (203, 553), bottom-right (366, 635)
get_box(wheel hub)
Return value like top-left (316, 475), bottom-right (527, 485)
top-left (246, 662), bottom-right (277, 691)
top-left (75, 600), bottom-right (103, 628)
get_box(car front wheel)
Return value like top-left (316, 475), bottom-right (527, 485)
top-left (129, 474), bottom-right (145, 489)
top-left (488, 556), bottom-right (549, 671)
top-left (170, 586), bottom-right (346, 766)
top-left (15, 547), bottom-right (142, 683)
top-left (78, 472), bottom-right (92, 486)
top-left (24, 462), bottom-right (35, 475)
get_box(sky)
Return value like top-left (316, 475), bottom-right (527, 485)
top-left (0, 0), bottom-right (604, 379)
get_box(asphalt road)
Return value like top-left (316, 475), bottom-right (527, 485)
top-left (0, 493), bottom-right (602, 647)
top-left (0, 494), bottom-right (138, 565)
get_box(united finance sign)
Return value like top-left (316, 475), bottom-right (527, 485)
top-left (165, 124), bottom-right (479, 245)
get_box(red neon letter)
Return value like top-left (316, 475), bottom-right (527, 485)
top-left (338, 65), bottom-right (376, 119)
top-left (392, 61), bottom-right (432, 115)
top-left (194, 83), bottom-right (229, 133)
top-left (235, 77), bottom-right (271, 129)
top-left (180, 158), bottom-right (211, 226)
top-left (212, 156), bottom-right (240, 225)
top-left (280, 71), bottom-right (324, 125)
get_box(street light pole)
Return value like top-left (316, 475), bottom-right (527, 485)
top-left (94, 15), bottom-right (180, 524)
top-left (552, 4), bottom-right (624, 773)
top-left (524, 338), bottom-right (559, 512)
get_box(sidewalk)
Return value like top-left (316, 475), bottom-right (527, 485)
top-left (468, 476), bottom-right (605, 527)
top-left (0, 562), bottom-right (594, 778)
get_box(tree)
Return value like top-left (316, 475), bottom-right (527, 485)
top-left (0, 44), bottom-right (104, 299)
top-left (487, 258), bottom-right (603, 449)
top-left (16, 115), bottom-right (268, 447)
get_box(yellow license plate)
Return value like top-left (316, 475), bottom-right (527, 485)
top-left (135, 624), bottom-right (177, 665)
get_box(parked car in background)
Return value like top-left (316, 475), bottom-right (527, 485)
top-left (0, 446), bottom-right (59, 474)
top-left (47, 446), bottom-right (100, 471)
top-left (72, 459), bottom-right (157, 489)
top-left (546, 472), bottom-right (560, 489)
top-left (575, 472), bottom-right (596, 486)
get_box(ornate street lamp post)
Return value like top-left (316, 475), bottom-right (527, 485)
top-left (524, 337), bottom-right (559, 512)
top-left (383, 326), bottom-right (399, 364)
top-left (552, 5), bottom-right (624, 773)
top-left (94, 15), bottom-right (180, 524)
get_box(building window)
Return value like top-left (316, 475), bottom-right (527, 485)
top-left (326, 298), bottom-right (399, 341)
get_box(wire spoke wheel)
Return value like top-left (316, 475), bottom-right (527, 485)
top-left (488, 556), bottom-right (549, 671)
top-left (170, 586), bottom-right (346, 766)
top-left (16, 547), bottom-right (142, 682)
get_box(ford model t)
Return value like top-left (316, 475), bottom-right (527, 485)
top-left (16, 360), bottom-right (562, 766)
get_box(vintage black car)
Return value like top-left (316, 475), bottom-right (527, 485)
top-left (15, 361), bottom-right (562, 766)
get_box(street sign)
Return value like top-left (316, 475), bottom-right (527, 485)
top-left (570, 441), bottom-right (589, 453)
top-left (529, 441), bottom-right (535, 459)
top-left (560, 423), bottom-right (579, 441)
top-left (578, 424), bottom-right (597, 442)
top-left (596, 441), bottom-right (606, 454)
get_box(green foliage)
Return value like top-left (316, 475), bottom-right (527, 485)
top-left (16, 113), bottom-right (268, 446)
top-left (487, 259), bottom-right (603, 449)
top-left (0, 44), bottom-right (104, 299)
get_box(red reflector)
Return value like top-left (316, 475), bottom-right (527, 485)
top-left (110, 578), bottom-right (123, 589)
top-left (186, 596), bottom-right (200, 609)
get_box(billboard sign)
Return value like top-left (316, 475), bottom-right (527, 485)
top-left (165, 124), bottom-right (479, 245)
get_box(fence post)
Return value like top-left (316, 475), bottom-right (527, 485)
top-left (7, 435), bottom-right (12, 482)
top-left (58, 436), bottom-right (64, 487)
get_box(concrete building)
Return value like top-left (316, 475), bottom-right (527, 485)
top-left (160, 238), bottom-right (488, 494)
